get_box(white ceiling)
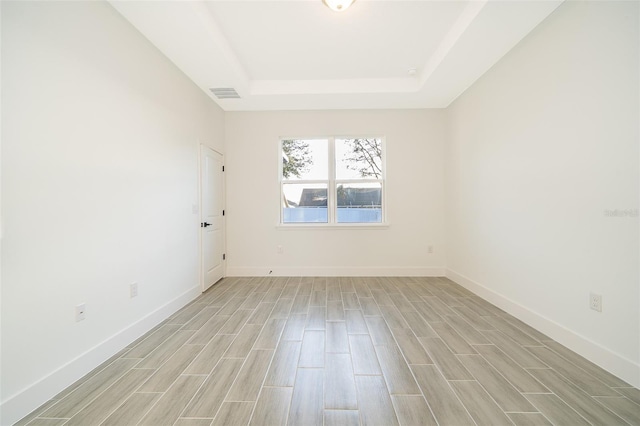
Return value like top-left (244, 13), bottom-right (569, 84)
top-left (110, 0), bottom-right (563, 111)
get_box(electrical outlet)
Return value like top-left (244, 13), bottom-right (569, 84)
top-left (75, 303), bottom-right (86, 322)
top-left (277, 245), bottom-right (284, 254)
top-left (589, 293), bottom-right (602, 312)
top-left (130, 282), bottom-right (138, 298)
top-left (428, 245), bottom-right (434, 254)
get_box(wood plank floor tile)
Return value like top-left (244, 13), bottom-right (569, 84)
top-left (482, 329), bottom-right (548, 368)
top-left (43, 358), bottom-right (140, 418)
top-left (263, 287), bottom-right (284, 303)
top-left (421, 296), bottom-right (457, 317)
top-left (418, 337), bottom-right (473, 380)
top-left (327, 285), bottom-right (342, 302)
top-left (305, 306), bottom-right (326, 330)
top-left (280, 284), bottom-right (300, 298)
top-left (264, 341), bottom-right (302, 387)
top-left (136, 330), bottom-right (195, 369)
top-left (370, 289), bottom-right (394, 306)
top-left (181, 306), bottom-right (220, 331)
top-left (261, 287), bottom-right (284, 302)
top-left (324, 410), bottom-right (359, 426)
top-left (458, 354), bottom-right (535, 412)
top-left (450, 380), bottom-right (514, 426)
top-left (139, 375), bottom-right (207, 426)
top-left (326, 321), bottom-right (350, 353)
top-left (355, 375), bottom-right (399, 426)
top-left (400, 311), bottom-right (437, 338)
top-left (299, 330), bottom-right (325, 368)
top-left (379, 305), bottom-right (410, 329)
top-left (281, 314), bottom-right (307, 341)
top-left (340, 277), bottom-right (355, 292)
top-left (349, 334), bottom-right (382, 375)
top-left (65, 368), bottom-right (154, 425)
top-left (327, 299), bottom-right (345, 321)
top-left (443, 313), bottom-right (490, 345)
top-left (14, 400), bottom-right (61, 426)
top-left (325, 353), bottom-right (357, 410)
top-left (253, 318), bottom-right (286, 350)
top-left (271, 297), bottom-right (295, 318)
top-left (360, 297), bottom-right (382, 316)
top-left (529, 369), bottom-right (628, 425)
top-left (26, 276), bottom-right (640, 426)
top-left (289, 369), bottom-right (324, 426)
top-left (174, 419), bottom-right (214, 426)
top-left (217, 298), bottom-right (247, 316)
top-left (354, 283), bottom-right (373, 299)
top-left (139, 344), bottom-right (204, 392)
top-left (411, 301), bottom-right (443, 322)
top-left (613, 387), bottom-right (640, 405)
top-left (218, 309), bottom-right (253, 334)
top-left (365, 316), bottom-right (396, 346)
top-left (125, 324), bottom-right (182, 358)
top-left (429, 321), bottom-right (476, 354)
top-left (101, 393), bottom-right (161, 426)
top-left (173, 418), bottom-right (213, 426)
top-left (250, 387), bottom-right (292, 426)
top-left (525, 394), bottom-right (590, 425)
top-left (410, 364), bottom-right (475, 426)
top-left (290, 294), bottom-right (310, 315)
top-left (391, 395), bottom-right (437, 426)
top-left (342, 292), bottom-right (361, 310)
top-left (389, 293), bottom-right (416, 312)
top-left (169, 302), bottom-right (207, 325)
top-left (241, 292), bottom-right (266, 309)
top-left (507, 412), bottom-right (553, 426)
top-left (21, 419), bottom-right (68, 426)
top-left (544, 340), bottom-right (630, 387)
top-left (456, 296), bottom-right (495, 316)
top-left (593, 396), bottom-right (640, 425)
top-left (188, 315), bottom-right (231, 345)
top-left (345, 309), bottom-right (368, 334)
top-left (183, 358), bottom-right (245, 417)
top-left (501, 315), bottom-right (549, 342)
top-left (374, 345), bottom-right (420, 395)
top-left (225, 350), bottom-right (275, 402)
top-left (221, 324), bottom-right (262, 360)
top-left (310, 290), bottom-right (327, 307)
top-left (474, 344), bottom-right (549, 393)
top-left (526, 346), bottom-right (620, 396)
top-left (483, 316), bottom-right (540, 346)
top-left (212, 401), bottom-right (254, 426)
top-left (246, 302), bottom-right (275, 325)
top-left (451, 306), bottom-right (495, 330)
top-left (392, 329), bottom-right (433, 365)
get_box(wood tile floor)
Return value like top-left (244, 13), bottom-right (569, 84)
top-left (19, 277), bottom-right (640, 426)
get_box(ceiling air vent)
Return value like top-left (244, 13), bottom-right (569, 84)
top-left (209, 88), bottom-right (240, 99)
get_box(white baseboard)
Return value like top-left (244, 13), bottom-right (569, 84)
top-left (1, 285), bottom-right (201, 426)
top-left (446, 269), bottom-right (640, 388)
top-left (226, 266), bottom-right (446, 277)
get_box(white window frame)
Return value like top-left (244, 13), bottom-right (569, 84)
top-left (278, 136), bottom-right (387, 228)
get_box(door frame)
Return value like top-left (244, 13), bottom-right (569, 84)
top-left (199, 144), bottom-right (226, 292)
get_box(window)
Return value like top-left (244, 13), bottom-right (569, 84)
top-left (280, 137), bottom-right (385, 225)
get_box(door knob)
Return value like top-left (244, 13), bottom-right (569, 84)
top-left (201, 222), bottom-right (212, 228)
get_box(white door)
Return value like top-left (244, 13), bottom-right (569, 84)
top-left (200, 145), bottom-right (224, 291)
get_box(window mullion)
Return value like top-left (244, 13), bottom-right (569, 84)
top-left (328, 137), bottom-right (336, 224)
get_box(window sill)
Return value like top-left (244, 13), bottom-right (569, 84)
top-left (276, 223), bottom-right (390, 230)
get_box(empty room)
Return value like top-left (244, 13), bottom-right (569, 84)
top-left (1, 0), bottom-right (639, 425)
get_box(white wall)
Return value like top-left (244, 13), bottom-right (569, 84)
top-left (445, 1), bottom-right (639, 386)
top-left (1, 2), bottom-right (224, 423)
top-left (225, 110), bottom-right (446, 276)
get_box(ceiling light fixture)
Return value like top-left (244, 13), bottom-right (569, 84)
top-left (322, 0), bottom-right (355, 12)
